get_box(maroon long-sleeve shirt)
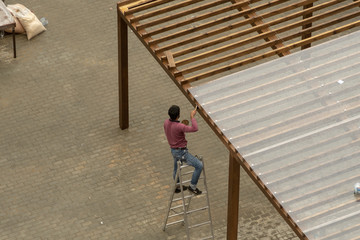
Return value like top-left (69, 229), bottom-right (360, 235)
top-left (164, 118), bottom-right (198, 149)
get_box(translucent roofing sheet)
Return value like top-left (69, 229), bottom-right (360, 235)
top-left (189, 30), bottom-right (360, 240)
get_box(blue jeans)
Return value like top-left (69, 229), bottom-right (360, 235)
top-left (171, 148), bottom-right (203, 189)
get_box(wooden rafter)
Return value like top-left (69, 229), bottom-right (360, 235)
top-left (160, 0), bottom-right (347, 60)
top-left (180, 20), bottom-right (360, 84)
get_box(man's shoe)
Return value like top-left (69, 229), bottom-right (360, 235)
top-left (188, 186), bottom-right (202, 195)
top-left (175, 185), bottom-right (188, 193)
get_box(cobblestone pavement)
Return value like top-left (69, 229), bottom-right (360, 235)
top-left (0, 0), bottom-right (300, 239)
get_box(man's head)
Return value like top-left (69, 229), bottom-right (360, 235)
top-left (168, 105), bottom-right (180, 120)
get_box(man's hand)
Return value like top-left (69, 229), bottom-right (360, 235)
top-left (181, 119), bottom-right (189, 125)
top-left (190, 106), bottom-right (197, 119)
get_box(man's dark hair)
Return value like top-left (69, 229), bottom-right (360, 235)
top-left (168, 105), bottom-right (180, 120)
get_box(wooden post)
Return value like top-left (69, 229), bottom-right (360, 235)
top-left (118, 4), bottom-right (129, 130)
top-left (301, 3), bottom-right (313, 50)
top-left (227, 152), bottom-right (240, 240)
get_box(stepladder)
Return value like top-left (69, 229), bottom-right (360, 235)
top-left (163, 156), bottom-right (214, 240)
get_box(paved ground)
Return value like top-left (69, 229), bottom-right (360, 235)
top-left (0, 0), bottom-right (300, 239)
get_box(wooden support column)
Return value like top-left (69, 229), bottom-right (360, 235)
top-left (227, 152), bottom-right (240, 240)
top-left (301, 3), bottom-right (314, 50)
top-left (118, 5), bottom-right (129, 130)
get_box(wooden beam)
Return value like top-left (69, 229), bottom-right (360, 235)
top-left (125, 0), bottom-right (171, 15)
top-left (227, 152), bottom-right (240, 240)
top-left (230, 0), bottom-right (291, 56)
top-left (156, 0), bottom-right (319, 54)
top-left (141, 0), bottom-right (260, 37)
top-left (150, 0), bottom-right (284, 46)
top-left (174, 2), bottom-right (350, 67)
top-left (130, 0), bottom-right (203, 23)
top-left (164, 51), bottom-right (176, 68)
top-left (168, 0), bottom-right (341, 62)
top-left (175, 5), bottom-right (360, 78)
top-left (180, 20), bottom-right (360, 84)
top-left (301, 3), bottom-right (314, 49)
top-left (118, 4), bottom-right (129, 130)
top-left (118, 0), bottom-right (147, 8)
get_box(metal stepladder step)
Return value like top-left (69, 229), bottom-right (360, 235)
top-left (163, 156), bottom-right (214, 240)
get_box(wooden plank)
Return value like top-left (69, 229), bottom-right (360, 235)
top-left (180, 20), bottom-right (360, 84)
top-left (140, 0), bottom-right (229, 36)
top-left (172, 0), bottom-right (346, 65)
top-left (118, 2), bottom-right (202, 103)
top-left (118, 0), bottom-right (147, 7)
top-left (156, 0), bottom-right (319, 54)
top-left (130, 0), bottom-right (203, 23)
top-left (230, 0), bottom-right (290, 57)
top-left (125, 0), bottom-right (171, 15)
top-left (118, 4), bottom-right (129, 130)
top-left (164, 51), bottom-right (176, 68)
top-left (119, 0), bottom-right (153, 13)
top-left (301, 3), bottom-right (314, 49)
top-left (150, 0), bottom-right (287, 46)
top-left (227, 152), bottom-right (240, 240)
top-left (141, 0), bottom-right (260, 37)
top-left (174, 13), bottom-right (355, 76)
top-left (174, 0), bottom-right (356, 71)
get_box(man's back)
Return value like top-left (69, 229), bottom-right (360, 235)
top-left (164, 118), bottom-right (198, 149)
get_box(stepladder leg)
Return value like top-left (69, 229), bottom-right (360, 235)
top-left (178, 161), bottom-right (191, 240)
top-left (163, 158), bottom-right (214, 239)
top-left (163, 162), bottom-right (180, 231)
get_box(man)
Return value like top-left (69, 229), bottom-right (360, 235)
top-left (164, 105), bottom-right (203, 195)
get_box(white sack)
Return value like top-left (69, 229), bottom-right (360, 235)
top-left (7, 4), bottom-right (46, 40)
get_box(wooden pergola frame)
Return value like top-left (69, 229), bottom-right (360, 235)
top-left (117, 0), bottom-right (360, 239)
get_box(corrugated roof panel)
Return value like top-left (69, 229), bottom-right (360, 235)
top-left (189, 30), bottom-right (360, 240)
